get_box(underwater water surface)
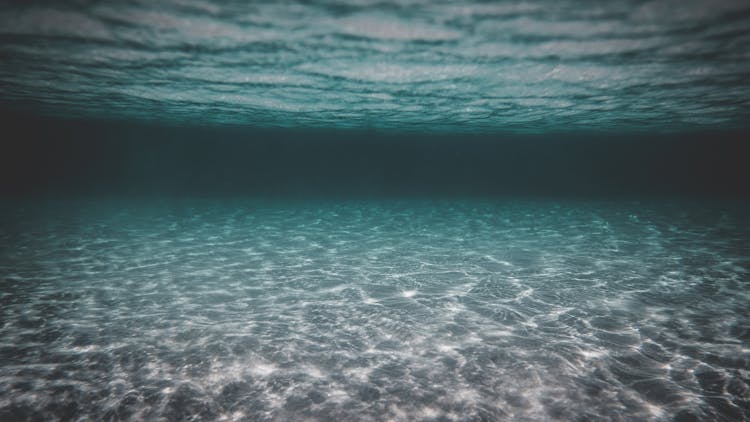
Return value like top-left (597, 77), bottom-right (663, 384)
top-left (1, 199), bottom-right (749, 421)
top-left (1, 0), bottom-right (750, 132)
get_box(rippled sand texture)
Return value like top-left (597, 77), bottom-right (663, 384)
top-left (1, 1), bottom-right (750, 131)
top-left (0, 200), bottom-right (749, 421)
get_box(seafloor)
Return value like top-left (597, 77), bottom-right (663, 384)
top-left (0, 199), bottom-right (748, 421)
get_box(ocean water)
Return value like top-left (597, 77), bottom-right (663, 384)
top-left (1, 199), bottom-right (749, 421)
top-left (1, 0), bottom-right (750, 132)
top-left (2, 0), bottom-right (750, 421)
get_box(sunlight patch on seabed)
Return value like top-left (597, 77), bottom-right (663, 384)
top-left (0, 199), bottom-right (749, 420)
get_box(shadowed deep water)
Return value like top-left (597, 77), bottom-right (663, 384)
top-left (1, 199), bottom-right (749, 421)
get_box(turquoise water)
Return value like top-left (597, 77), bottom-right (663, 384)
top-left (1, 1), bottom-right (750, 132)
top-left (1, 1), bottom-right (750, 420)
top-left (1, 199), bottom-right (749, 420)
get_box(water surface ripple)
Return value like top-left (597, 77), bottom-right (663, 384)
top-left (1, 1), bottom-right (750, 131)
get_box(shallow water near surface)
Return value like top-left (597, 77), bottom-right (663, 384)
top-left (1, 198), bottom-right (749, 421)
top-left (2, 0), bottom-right (750, 132)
